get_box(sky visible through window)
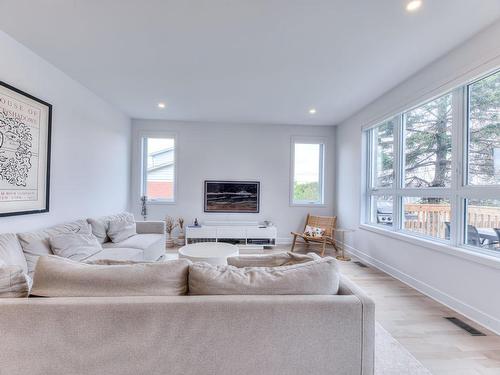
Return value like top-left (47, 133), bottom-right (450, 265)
top-left (294, 143), bottom-right (320, 183)
top-left (147, 138), bottom-right (174, 153)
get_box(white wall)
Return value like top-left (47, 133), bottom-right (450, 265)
top-left (336, 20), bottom-right (500, 333)
top-left (0, 31), bottom-right (131, 233)
top-left (131, 120), bottom-right (335, 242)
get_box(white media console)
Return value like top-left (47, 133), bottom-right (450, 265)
top-left (185, 221), bottom-right (277, 251)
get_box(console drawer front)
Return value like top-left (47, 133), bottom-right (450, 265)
top-left (186, 227), bottom-right (217, 238)
top-left (217, 227), bottom-right (246, 238)
top-left (247, 227), bottom-right (276, 238)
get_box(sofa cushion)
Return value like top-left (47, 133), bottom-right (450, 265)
top-left (32, 255), bottom-right (190, 297)
top-left (103, 234), bottom-right (162, 251)
top-left (103, 234), bottom-right (165, 261)
top-left (227, 252), bottom-right (320, 268)
top-left (189, 256), bottom-right (340, 295)
top-left (0, 233), bottom-right (28, 274)
top-left (87, 212), bottom-right (135, 244)
top-left (49, 232), bottom-right (102, 261)
top-left (108, 219), bottom-right (137, 243)
top-left (84, 248), bottom-right (144, 262)
top-left (17, 219), bottom-right (91, 275)
top-left (0, 266), bottom-right (31, 298)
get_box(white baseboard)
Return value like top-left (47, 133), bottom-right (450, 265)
top-left (276, 237), bottom-right (293, 245)
top-left (345, 244), bottom-right (500, 335)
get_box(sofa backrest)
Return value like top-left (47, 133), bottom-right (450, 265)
top-left (17, 219), bottom-right (91, 276)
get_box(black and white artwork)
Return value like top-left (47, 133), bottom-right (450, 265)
top-left (0, 81), bottom-right (51, 217)
top-left (204, 181), bottom-right (260, 213)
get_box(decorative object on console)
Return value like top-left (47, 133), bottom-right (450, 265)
top-left (0, 81), bottom-right (52, 217)
top-left (193, 218), bottom-right (199, 227)
top-left (176, 217), bottom-right (185, 246)
top-left (140, 195), bottom-right (148, 221)
top-left (204, 180), bottom-right (260, 213)
top-left (164, 216), bottom-right (177, 248)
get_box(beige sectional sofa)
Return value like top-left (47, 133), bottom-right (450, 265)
top-left (0, 216), bottom-right (375, 375)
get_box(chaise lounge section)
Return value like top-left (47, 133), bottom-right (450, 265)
top-left (14, 212), bottom-right (165, 275)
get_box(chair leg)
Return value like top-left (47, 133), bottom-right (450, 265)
top-left (321, 239), bottom-right (326, 257)
top-left (290, 234), bottom-right (298, 252)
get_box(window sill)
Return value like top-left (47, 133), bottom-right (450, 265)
top-left (147, 200), bottom-right (176, 205)
top-left (359, 223), bottom-right (500, 270)
top-left (290, 202), bottom-right (327, 208)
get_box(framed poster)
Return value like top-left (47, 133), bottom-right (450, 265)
top-left (0, 81), bottom-right (51, 217)
top-left (204, 180), bottom-right (260, 213)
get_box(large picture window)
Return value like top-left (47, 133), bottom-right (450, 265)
top-left (142, 136), bottom-right (176, 202)
top-left (364, 69), bottom-right (500, 257)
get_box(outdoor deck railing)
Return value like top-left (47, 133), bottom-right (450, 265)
top-left (404, 204), bottom-right (500, 238)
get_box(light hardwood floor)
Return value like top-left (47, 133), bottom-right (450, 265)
top-left (293, 244), bottom-right (500, 375)
top-left (168, 244), bottom-right (500, 374)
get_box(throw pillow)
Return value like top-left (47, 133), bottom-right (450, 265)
top-left (107, 219), bottom-right (137, 243)
top-left (304, 225), bottom-right (325, 237)
top-left (189, 256), bottom-right (340, 295)
top-left (0, 233), bottom-right (28, 274)
top-left (0, 265), bottom-right (31, 298)
top-left (32, 255), bottom-right (190, 297)
top-left (87, 212), bottom-right (135, 244)
top-left (18, 219), bottom-right (92, 276)
top-left (227, 252), bottom-right (320, 268)
top-left (49, 232), bottom-right (102, 261)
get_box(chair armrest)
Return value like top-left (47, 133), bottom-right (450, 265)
top-left (136, 221), bottom-right (166, 234)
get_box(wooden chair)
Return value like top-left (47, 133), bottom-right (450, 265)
top-left (290, 214), bottom-right (338, 256)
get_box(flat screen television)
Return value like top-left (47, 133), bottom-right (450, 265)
top-left (204, 180), bottom-right (260, 213)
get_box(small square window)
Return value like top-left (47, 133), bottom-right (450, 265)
top-left (402, 197), bottom-right (451, 240)
top-left (465, 199), bottom-right (500, 249)
top-left (370, 195), bottom-right (393, 227)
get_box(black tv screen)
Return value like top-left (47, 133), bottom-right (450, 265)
top-left (204, 180), bottom-right (260, 213)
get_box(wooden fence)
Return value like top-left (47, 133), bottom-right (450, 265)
top-left (404, 204), bottom-right (500, 238)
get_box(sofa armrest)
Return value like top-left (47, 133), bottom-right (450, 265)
top-left (339, 275), bottom-right (375, 375)
top-left (135, 221), bottom-right (166, 234)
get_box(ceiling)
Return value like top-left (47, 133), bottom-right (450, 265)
top-left (1, 1), bottom-right (499, 126)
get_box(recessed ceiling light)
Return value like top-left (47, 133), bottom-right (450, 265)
top-left (309, 108), bottom-right (317, 114)
top-left (158, 102), bottom-right (166, 109)
top-left (406, 0), bottom-right (422, 12)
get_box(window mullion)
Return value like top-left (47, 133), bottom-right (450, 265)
top-left (451, 87), bottom-right (465, 247)
top-left (364, 130), bottom-right (373, 224)
top-left (141, 137), bottom-right (148, 196)
top-left (393, 115), bottom-right (403, 231)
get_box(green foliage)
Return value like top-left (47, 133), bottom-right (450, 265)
top-left (468, 71), bottom-right (500, 184)
top-left (375, 70), bottom-right (499, 187)
top-left (294, 181), bottom-right (319, 202)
